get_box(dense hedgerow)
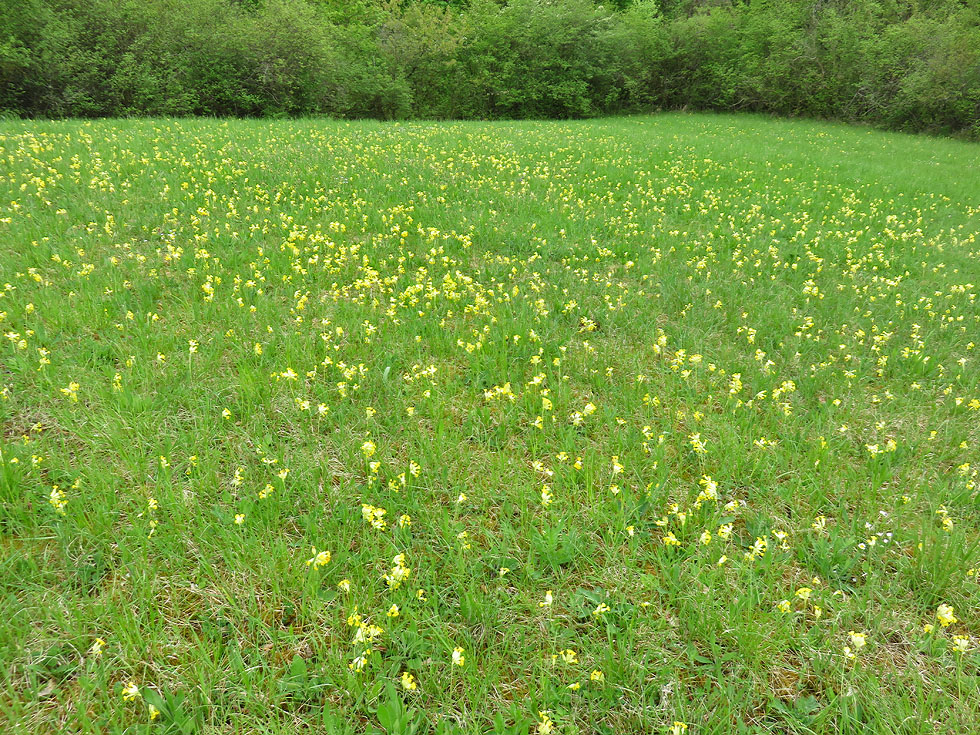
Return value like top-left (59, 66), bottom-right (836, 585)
top-left (1, 0), bottom-right (978, 133)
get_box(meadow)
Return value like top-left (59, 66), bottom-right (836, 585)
top-left (1, 113), bottom-right (979, 734)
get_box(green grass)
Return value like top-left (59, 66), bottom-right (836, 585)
top-left (1, 113), bottom-right (979, 735)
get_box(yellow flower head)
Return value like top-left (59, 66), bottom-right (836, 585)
top-left (121, 681), bottom-right (140, 701)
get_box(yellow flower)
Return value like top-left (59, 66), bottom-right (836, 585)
top-left (777, 599), bottom-right (791, 613)
top-left (452, 647), bottom-right (465, 666)
top-left (539, 590), bottom-right (553, 607)
top-left (306, 547), bottom-right (331, 568)
top-left (337, 579), bottom-right (351, 592)
top-left (669, 723), bottom-right (688, 735)
top-left (122, 681), bottom-right (140, 701)
top-left (361, 440), bottom-right (376, 458)
top-left (400, 671), bottom-right (417, 690)
top-left (349, 651), bottom-right (370, 672)
top-left (149, 704), bottom-right (160, 721)
top-left (90, 638), bottom-right (106, 657)
top-left (48, 486), bottom-right (68, 515)
top-left (384, 553), bottom-right (411, 589)
top-left (387, 604), bottom-right (400, 618)
top-left (234, 513), bottom-right (245, 525)
top-left (936, 604), bottom-right (957, 627)
top-left (590, 669), bottom-right (604, 682)
top-left (952, 635), bottom-right (970, 653)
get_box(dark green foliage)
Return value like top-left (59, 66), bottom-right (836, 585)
top-left (460, 0), bottom-right (624, 118)
top-left (1, 0), bottom-right (978, 137)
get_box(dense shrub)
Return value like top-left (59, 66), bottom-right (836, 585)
top-left (459, 0), bottom-right (624, 118)
top-left (1, 0), bottom-right (977, 138)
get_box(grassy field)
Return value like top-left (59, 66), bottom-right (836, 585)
top-left (1, 113), bottom-right (979, 734)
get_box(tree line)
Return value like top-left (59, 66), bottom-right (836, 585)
top-left (1, 0), bottom-right (978, 138)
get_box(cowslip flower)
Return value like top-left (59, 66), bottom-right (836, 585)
top-left (384, 553), bottom-right (411, 589)
top-left (400, 671), bottom-right (417, 690)
top-left (844, 630), bottom-right (867, 659)
top-left (936, 604), bottom-right (957, 627)
top-left (306, 547), bottom-right (331, 568)
top-left (452, 647), bottom-right (465, 666)
top-left (49, 486), bottom-right (68, 515)
top-left (122, 681), bottom-right (140, 701)
top-left (537, 711), bottom-right (554, 735)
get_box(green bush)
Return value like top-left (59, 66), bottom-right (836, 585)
top-left (1, 0), bottom-right (977, 138)
top-left (461, 0), bottom-right (626, 118)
